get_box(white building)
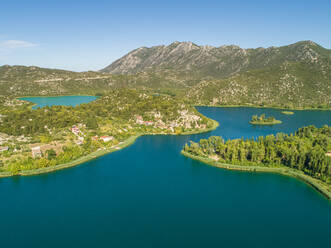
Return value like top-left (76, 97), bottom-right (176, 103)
top-left (100, 136), bottom-right (114, 143)
top-left (0, 146), bottom-right (9, 152)
top-left (31, 146), bottom-right (42, 158)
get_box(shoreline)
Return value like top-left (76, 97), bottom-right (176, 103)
top-left (0, 135), bottom-right (140, 178)
top-left (17, 95), bottom-right (100, 110)
top-left (195, 104), bottom-right (331, 111)
top-left (0, 119), bottom-right (219, 178)
top-left (181, 151), bottom-right (331, 201)
top-left (15, 95), bottom-right (331, 111)
top-left (16, 94), bottom-right (98, 98)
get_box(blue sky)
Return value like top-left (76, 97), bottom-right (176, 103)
top-left (0, 0), bottom-right (330, 71)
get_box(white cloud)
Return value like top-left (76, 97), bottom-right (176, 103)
top-left (0, 40), bottom-right (39, 49)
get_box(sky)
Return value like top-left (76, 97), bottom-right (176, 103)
top-left (0, 0), bottom-right (330, 72)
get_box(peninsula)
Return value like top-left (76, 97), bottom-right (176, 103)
top-left (0, 90), bottom-right (218, 176)
top-left (182, 125), bottom-right (331, 199)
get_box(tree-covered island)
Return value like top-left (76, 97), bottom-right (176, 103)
top-left (182, 125), bottom-right (331, 199)
top-left (250, 114), bottom-right (282, 125)
top-left (281, 111), bottom-right (294, 115)
top-left (0, 89), bottom-right (218, 176)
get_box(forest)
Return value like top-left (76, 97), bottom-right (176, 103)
top-left (183, 125), bottom-right (331, 183)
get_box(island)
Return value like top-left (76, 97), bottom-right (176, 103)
top-left (281, 111), bottom-right (294, 115)
top-left (249, 114), bottom-right (282, 125)
top-left (182, 125), bottom-right (331, 200)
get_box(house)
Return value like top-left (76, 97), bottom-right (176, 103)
top-left (74, 136), bottom-right (84, 145)
top-left (144, 121), bottom-right (153, 126)
top-left (31, 146), bottom-right (42, 158)
top-left (135, 115), bottom-right (144, 125)
top-left (0, 146), bottom-right (8, 152)
top-left (92, 136), bottom-right (99, 141)
top-left (100, 136), bottom-right (114, 143)
top-left (71, 125), bottom-right (80, 135)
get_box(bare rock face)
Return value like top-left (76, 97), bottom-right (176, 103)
top-left (101, 40), bottom-right (330, 78)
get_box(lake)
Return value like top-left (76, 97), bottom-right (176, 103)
top-left (20, 95), bottom-right (98, 109)
top-left (0, 107), bottom-right (330, 247)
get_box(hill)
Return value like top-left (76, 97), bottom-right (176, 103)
top-left (0, 65), bottom-right (122, 96)
top-left (0, 65), bottom-right (191, 96)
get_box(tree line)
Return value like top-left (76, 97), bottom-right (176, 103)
top-left (184, 125), bottom-right (331, 183)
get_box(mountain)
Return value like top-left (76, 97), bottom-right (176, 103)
top-left (186, 61), bottom-right (331, 109)
top-left (101, 40), bottom-right (331, 108)
top-left (101, 40), bottom-right (331, 78)
top-left (1, 41), bottom-right (330, 108)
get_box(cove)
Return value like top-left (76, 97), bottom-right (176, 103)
top-left (0, 107), bottom-right (330, 248)
top-left (19, 95), bottom-right (98, 109)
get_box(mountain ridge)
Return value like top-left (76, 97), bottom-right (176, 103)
top-left (101, 40), bottom-right (330, 77)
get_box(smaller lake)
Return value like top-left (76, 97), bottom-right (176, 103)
top-left (20, 96), bottom-right (97, 109)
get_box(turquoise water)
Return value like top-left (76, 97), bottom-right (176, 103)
top-left (20, 95), bottom-right (97, 109)
top-left (0, 107), bottom-right (330, 247)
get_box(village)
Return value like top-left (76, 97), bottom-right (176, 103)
top-left (0, 107), bottom-right (209, 167)
top-left (134, 109), bottom-right (207, 133)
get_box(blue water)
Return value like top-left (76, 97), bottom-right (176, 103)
top-left (20, 95), bottom-right (97, 109)
top-left (0, 107), bottom-right (330, 248)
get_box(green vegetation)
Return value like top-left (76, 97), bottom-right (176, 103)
top-left (282, 111), bottom-right (294, 115)
top-left (0, 65), bottom-right (188, 97)
top-left (249, 114), bottom-right (282, 125)
top-left (1, 41), bottom-right (331, 109)
top-left (187, 62), bottom-right (331, 109)
top-left (0, 89), bottom-right (215, 176)
top-left (183, 126), bottom-right (331, 197)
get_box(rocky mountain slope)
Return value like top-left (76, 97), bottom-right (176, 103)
top-left (101, 40), bottom-right (331, 108)
top-left (101, 40), bottom-right (330, 78)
